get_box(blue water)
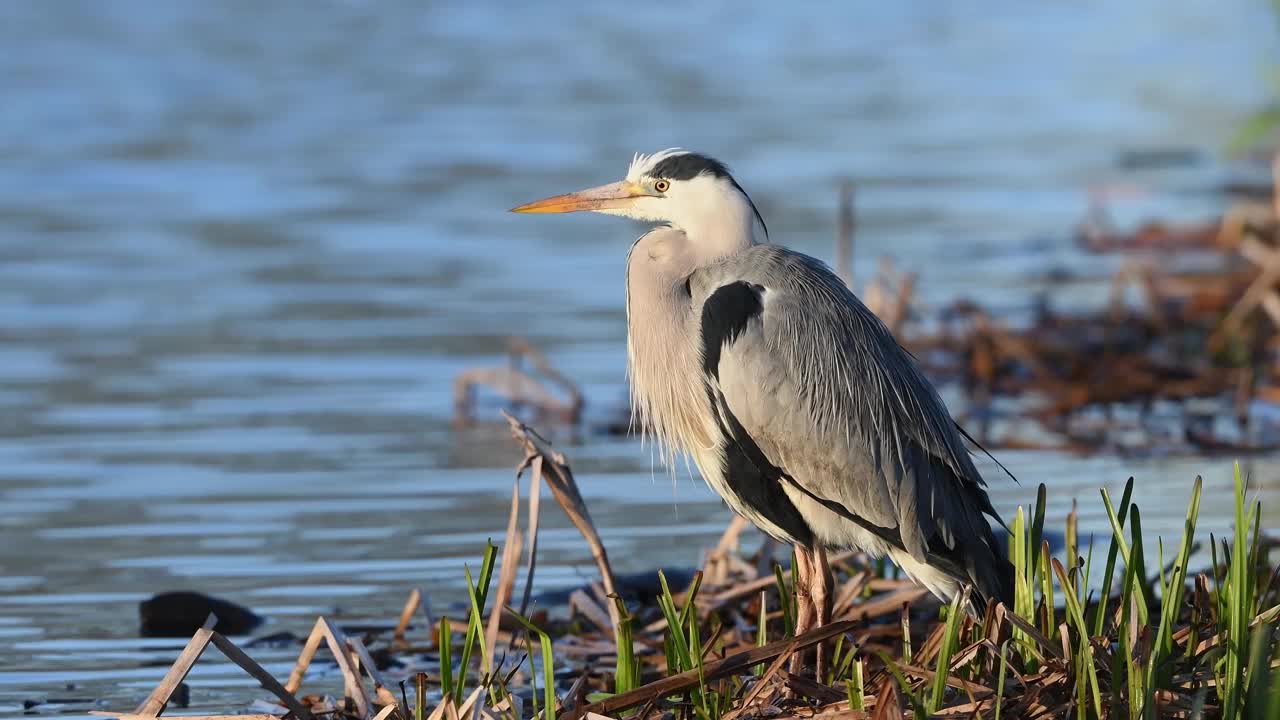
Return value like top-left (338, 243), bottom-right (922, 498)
top-left (2, 0), bottom-right (1279, 713)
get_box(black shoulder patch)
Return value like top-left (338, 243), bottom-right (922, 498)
top-left (708, 387), bottom-right (813, 547)
top-left (701, 282), bottom-right (763, 377)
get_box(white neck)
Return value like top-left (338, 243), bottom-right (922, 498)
top-left (667, 174), bottom-right (758, 263)
top-left (605, 173), bottom-right (760, 266)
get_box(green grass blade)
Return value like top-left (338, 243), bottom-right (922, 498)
top-left (1066, 499), bottom-right (1079, 575)
top-left (1082, 534), bottom-right (1095, 612)
top-left (1265, 635), bottom-right (1280, 720)
top-left (657, 570), bottom-right (711, 714)
top-left (1010, 505), bottom-right (1037, 670)
top-left (679, 571), bottom-right (703, 628)
top-left (928, 588), bottom-right (967, 713)
top-left (1148, 476), bottom-right (1200, 693)
top-left (1223, 463), bottom-right (1249, 719)
top-left (525, 630), bottom-right (540, 719)
top-left (1039, 540), bottom-right (1055, 636)
top-left (829, 633), bottom-right (846, 685)
top-left (440, 615), bottom-right (454, 700)
top-left (1244, 620), bottom-right (1275, 717)
top-left (1101, 483), bottom-right (1148, 628)
top-left (681, 572), bottom-right (709, 715)
top-left (455, 543), bottom-right (498, 702)
top-left (1128, 507), bottom-right (1152, 628)
top-left (657, 570), bottom-right (692, 668)
top-left (847, 659), bottom-right (865, 711)
top-left (1053, 558), bottom-right (1103, 719)
top-left (465, 564), bottom-right (489, 673)
top-left (1120, 593), bottom-right (1140, 720)
top-left (1157, 538), bottom-right (1168, 612)
top-left (458, 566), bottom-right (482, 702)
top-left (1029, 483), bottom-right (1047, 585)
top-left (507, 608), bottom-right (557, 720)
top-left (612, 595), bottom-right (637, 694)
top-left (1093, 477), bottom-right (1135, 635)
top-left (995, 640), bottom-right (1009, 720)
top-left (754, 589), bottom-right (767, 675)
top-left (773, 563), bottom-right (795, 636)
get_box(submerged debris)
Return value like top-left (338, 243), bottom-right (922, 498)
top-left (454, 339), bottom-right (584, 427)
top-left (904, 168), bottom-right (1280, 455)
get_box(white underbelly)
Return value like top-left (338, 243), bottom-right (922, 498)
top-left (778, 481), bottom-right (893, 557)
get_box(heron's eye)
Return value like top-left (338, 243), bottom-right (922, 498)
top-left (654, 179), bottom-right (670, 193)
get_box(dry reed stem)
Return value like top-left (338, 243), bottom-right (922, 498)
top-left (1211, 237), bottom-right (1280, 349)
top-left (133, 613), bottom-right (218, 716)
top-left (424, 696), bottom-right (450, 720)
top-left (284, 617), bottom-right (372, 719)
top-left (782, 671), bottom-right (847, 703)
top-left (560, 674), bottom-right (590, 714)
top-left (568, 589), bottom-right (612, 636)
top-left (454, 686), bottom-right (486, 719)
top-left (322, 620), bottom-right (372, 719)
top-left (569, 619), bottom-right (858, 720)
top-left (486, 476), bottom-right (524, 669)
top-left (508, 338), bottom-right (584, 421)
top-left (454, 368), bottom-right (573, 423)
top-left (394, 588), bottom-right (422, 644)
top-left (704, 515), bottom-right (751, 586)
top-left (208, 633), bottom-right (316, 720)
top-left (894, 662), bottom-right (994, 696)
top-left (284, 620), bottom-right (326, 693)
top-left (126, 613), bottom-right (314, 720)
top-left (843, 587), bottom-right (929, 621)
top-left (518, 455), bottom-right (543, 618)
top-left (720, 647), bottom-right (797, 720)
top-left (869, 675), bottom-right (901, 720)
top-left (454, 339), bottom-right (584, 426)
top-left (505, 410), bottom-right (620, 630)
top-left (347, 637), bottom-right (398, 710)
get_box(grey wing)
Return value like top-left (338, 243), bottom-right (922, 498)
top-left (696, 246), bottom-right (1010, 602)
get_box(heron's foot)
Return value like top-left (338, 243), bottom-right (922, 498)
top-left (788, 546), bottom-right (815, 681)
top-left (811, 546), bottom-right (833, 683)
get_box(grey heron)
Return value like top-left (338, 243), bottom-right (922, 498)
top-left (513, 149), bottom-right (1014, 672)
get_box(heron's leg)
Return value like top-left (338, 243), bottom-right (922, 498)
top-left (789, 545), bottom-right (814, 677)
top-left (811, 545), bottom-right (833, 682)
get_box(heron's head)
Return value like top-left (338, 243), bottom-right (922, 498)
top-left (512, 149), bottom-right (767, 241)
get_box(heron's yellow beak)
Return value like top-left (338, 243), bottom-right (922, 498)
top-left (511, 181), bottom-right (647, 214)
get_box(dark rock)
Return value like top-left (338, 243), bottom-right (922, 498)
top-left (532, 567), bottom-right (700, 608)
top-left (140, 591), bottom-right (263, 637)
top-left (166, 683), bottom-right (190, 709)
